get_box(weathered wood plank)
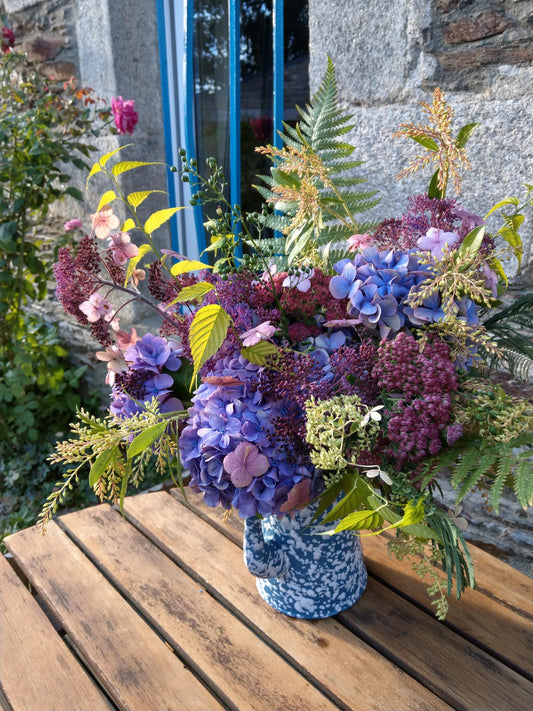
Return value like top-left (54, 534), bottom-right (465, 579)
top-left (4, 522), bottom-right (224, 711)
top-left (338, 580), bottom-right (533, 711)
top-left (59, 503), bottom-right (339, 711)
top-left (362, 534), bottom-right (533, 677)
top-left (0, 554), bottom-right (112, 711)
top-left (124, 491), bottom-right (453, 711)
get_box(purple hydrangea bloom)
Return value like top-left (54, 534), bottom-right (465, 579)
top-left (180, 352), bottom-right (316, 518)
top-left (330, 248), bottom-right (429, 338)
top-left (125, 334), bottom-right (182, 372)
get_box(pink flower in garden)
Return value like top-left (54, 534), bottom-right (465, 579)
top-left (116, 328), bottom-right (139, 351)
top-left (91, 207), bottom-right (120, 239)
top-left (241, 321), bottom-right (276, 347)
top-left (282, 267), bottom-right (315, 293)
top-left (417, 227), bottom-right (460, 260)
top-left (223, 442), bottom-right (269, 488)
top-left (64, 219), bottom-right (83, 232)
top-left (347, 233), bottom-right (374, 252)
top-left (79, 292), bottom-right (116, 323)
top-left (111, 96), bottom-right (138, 135)
top-left (1, 27), bottom-right (15, 54)
top-left (109, 232), bottom-right (139, 265)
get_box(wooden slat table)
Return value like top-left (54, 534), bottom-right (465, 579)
top-left (1, 488), bottom-right (532, 711)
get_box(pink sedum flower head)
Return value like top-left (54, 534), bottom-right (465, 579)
top-left (347, 233), bottom-right (375, 253)
top-left (79, 292), bottom-right (116, 323)
top-left (417, 227), bottom-right (460, 260)
top-left (282, 267), bottom-right (315, 292)
top-left (111, 96), bottom-right (138, 135)
top-left (91, 207), bottom-right (120, 239)
top-left (223, 442), bottom-right (270, 488)
top-left (109, 232), bottom-right (139, 265)
top-left (64, 218), bottom-right (83, 232)
top-left (241, 321), bottom-right (276, 347)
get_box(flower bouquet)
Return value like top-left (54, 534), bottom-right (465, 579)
top-left (42, 60), bottom-right (533, 619)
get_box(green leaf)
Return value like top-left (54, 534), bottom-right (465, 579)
top-left (111, 160), bottom-right (165, 177)
top-left (170, 259), bottom-right (212, 276)
top-left (127, 189), bottom-right (168, 209)
top-left (127, 422), bottom-right (167, 460)
top-left (381, 499), bottom-right (426, 532)
top-left (189, 304), bottom-right (231, 381)
top-left (240, 341), bottom-right (280, 365)
top-left (86, 144), bottom-right (133, 185)
top-left (64, 186), bottom-right (83, 201)
top-left (457, 225), bottom-right (485, 258)
top-left (484, 197), bottom-right (520, 220)
top-left (169, 281), bottom-right (215, 304)
top-left (455, 122), bottom-right (480, 148)
top-left (97, 190), bottom-right (117, 212)
top-left (125, 244), bottom-right (152, 286)
top-left (89, 447), bottom-right (117, 487)
top-left (332, 508), bottom-right (382, 533)
top-left (144, 207), bottom-right (183, 235)
top-left (427, 169), bottom-right (442, 200)
top-left (411, 135), bottom-right (439, 151)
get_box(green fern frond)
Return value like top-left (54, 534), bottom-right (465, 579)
top-left (514, 457), bottom-right (533, 509)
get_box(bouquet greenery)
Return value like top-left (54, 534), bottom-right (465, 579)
top-left (41, 60), bottom-right (533, 618)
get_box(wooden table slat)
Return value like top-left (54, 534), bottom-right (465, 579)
top-left (124, 491), bottom-right (453, 711)
top-left (0, 554), bottom-right (112, 711)
top-left (59, 503), bottom-right (339, 711)
top-left (4, 522), bottom-right (225, 711)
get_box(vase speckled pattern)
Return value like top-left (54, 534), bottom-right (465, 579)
top-left (243, 500), bottom-right (367, 619)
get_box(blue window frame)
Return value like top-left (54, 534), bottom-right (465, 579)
top-left (156, 0), bottom-right (308, 259)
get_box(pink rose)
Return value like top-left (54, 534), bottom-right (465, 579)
top-left (111, 96), bottom-right (138, 135)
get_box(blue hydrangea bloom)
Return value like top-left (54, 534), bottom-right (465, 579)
top-left (180, 353), bottom-right (316, 518)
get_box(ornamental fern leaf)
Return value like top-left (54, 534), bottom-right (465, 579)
top-left (255, 56), bottom-right (379, 267)
top-left (481, 294), bottom-right (533, 379)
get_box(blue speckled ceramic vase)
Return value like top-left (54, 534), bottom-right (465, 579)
top-left (243, 500), bottom-right (367, 619)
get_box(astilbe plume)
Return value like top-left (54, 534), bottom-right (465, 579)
top-left (373, 332), bottom-right (459, 467)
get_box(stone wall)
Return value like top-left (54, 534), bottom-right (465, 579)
top-left (309, 0), bottom-right (533, 281)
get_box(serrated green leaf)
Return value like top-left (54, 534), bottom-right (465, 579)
top-left (455, 122), bottom-right (480, 148)
top-left (127, 422), bottom-right (167, 460)
top-left (89, 447), bottom-right (117, 487)
top-left (169, 281), bottom-right (215, 304)
top-left (381, 499), bottom-right (426, 532)
top-left (332, 508), bottom-right (382, 533)
top-left (170, 259), bottom-right (212, 276)
top-left (97, 190), bottom-right (117, 212)
top-left (240, 341), bottom-right (280, 365)
top-left (86, 144), bottom-right (133, 186)
top-left (145, 207), bottom-right (183, 235)
top-left (490, 257), bottom-right (508, 287)
top-left (189, 304), bottom-right (231, 381)
top-left (127, 189), bottom-right (168, 209)
top-left (112, 160), bottom-right (165, 177)
top-left (411, 135), bottom-right (439, 151)
top-left (125, 244), bottom-right (152, 286)
top-left (484, 197), bottom-right (520, 219)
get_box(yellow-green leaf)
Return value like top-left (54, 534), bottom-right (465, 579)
top-left (381, 499), bottom-right (426, 532)
top-left (241, 341), bottom-right (280, 365)
top-left (86, 144), bottom-right (133, 186)
top-left (122, 218), bottom-right (136, 232)
top-left (332, 508), bottom-right (382, 533)
top-left (189, 304), bottom-right (230, 381)
top-left (127, 189), bottom-right (168, 209)
top-left (170, 259), bottom-right (212, 276)
top-left (484, 197), bottom-right (520, 220)
top-left (97, 190), bottom-right (117, 212)
top-left (125, 244), bottom-right (152, 286)
top-left (89, 447), bottom-right (117, 487)
top-left (112, 160), bottom-right (165, 177)
top-left (127, 422), bottom-right (168, 460)
top-left (169, 281), bottom-right (215, 304)
top-left (490, 257), bottom-right (508, 287)
top-left (145, 207), bottom-right (183, 235)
